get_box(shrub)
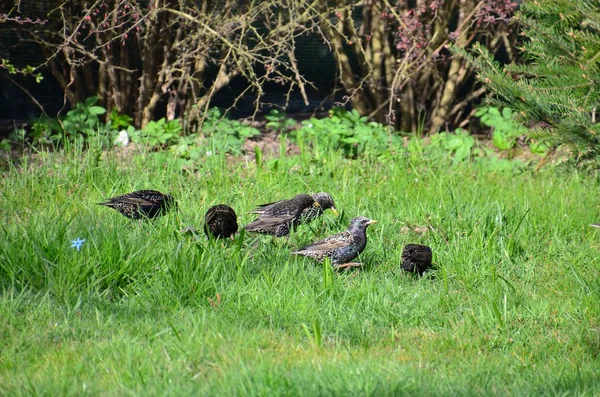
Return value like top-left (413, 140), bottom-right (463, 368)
top-left (313, 0), bottom-right (519, 133)
top-left (291, 108), bottom-right (401, 158)
top-left (30, 96), bottom-right (111, 147)
top-left (200, 108), bottom-right (260, 155)
top-left (459, 0), bottom-right (600, 169)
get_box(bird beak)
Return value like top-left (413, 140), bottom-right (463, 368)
top-left (367, 219), bottom-right (378, 225)
top-left (331, 207), bottom-right (339, 216)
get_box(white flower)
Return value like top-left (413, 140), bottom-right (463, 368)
top-left (114, 130), bottom-right (129, 146)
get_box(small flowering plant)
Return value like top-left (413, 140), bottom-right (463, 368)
top-left (70, 238), bottom-right (86, 251)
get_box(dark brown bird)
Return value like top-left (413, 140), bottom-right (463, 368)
top-left (204, 204), bottom-right (238, 239)
top-left (252, 192), bottom-right (338, 225)
top-left (98, 190), bottom-right (176, 220)
top-left (244, 193), bottom-right (320, 237)
top-left (292, 216), bottom-right (377, 269)
top-left (401, 244), bottom-right (433, 275)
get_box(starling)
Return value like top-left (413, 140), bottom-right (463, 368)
top-left (252, 192), bottom-right (338, 225)
top-left (292, 216), bottom-right (377, 269)
top-left (400, 244), bottom-right (433, 276)
top-left (301, 192), bottom-right (338, 223)
top-left (204, 204), bottom-right (238, 239)
top-left (98, 190), bottom-right (176, 220)
top-left (244, 193), bottom-right (320, 237)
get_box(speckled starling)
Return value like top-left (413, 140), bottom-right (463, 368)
top-left (244, 193), bottom-right (320, 237)
top-left (292, 216), bottom-right (377, 269)
top-left (301, 192), bottom-right (338, 223)
top-left (400, 244), bottom-right (433, 275)
top-left (204, 204), bottom-right (238, 239)
top-left (98, 190), bottom-right (176, 220)
top-left (252, 192), bottom-right (337, 225)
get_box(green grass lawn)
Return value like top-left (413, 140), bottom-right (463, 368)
top-left (1, 146), bottom-right (599, 396)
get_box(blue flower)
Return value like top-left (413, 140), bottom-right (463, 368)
top-left (70, 238), bottom-right (86, 251)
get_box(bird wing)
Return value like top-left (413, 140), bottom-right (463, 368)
top-left (249, 200), bottom-right (286, 214)
top-left (402, 246), bottom-right (432, 262)
top-left (413, 250), bottom-right (432, 261)
top-left (112, 196), bottom-right (153, 206)
top-left (293, 231), bottom-right (352, 253)
top-left (244, 214), bottom-right (294, 228)
top-left (205, 209), bottom-right (220, 224)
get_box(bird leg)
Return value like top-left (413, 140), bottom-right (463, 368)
top-left (332, 262), bottom-right (363, 270)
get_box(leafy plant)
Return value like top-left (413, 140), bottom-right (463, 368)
top-left (29, 96), bottom-right (110, 147)
top-left (0, 138), bottom-right (11, 151)
top-left (108, 108), bottom-right (133, 130)
top-left (0, 127), bottom-right (25, 152)
top-left (475, 107), bottom-right (528, 151)
top-left (61, 96), bottom-right (107, 144)
top-left (459, 0), bottom-right (600, 169)
top-left (291, 107), bottom-right (401, 158)
top-left (201, 108), bottom-right (260, 154)
top-left (158, 134), bottom-right (207, 170)
top-left (428, 129), bottom-right (476, 163)
top-left (265, 109), bottom-right (297, 133)
top-left (130, 118), bottom-right (181, 147)
top-left (30, 115), bottom-right (62, 146)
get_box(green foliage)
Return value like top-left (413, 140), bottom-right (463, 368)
top-left (29, 116), bottom-right (61, 146)
top-left (0, 138), bottom-right (11, 151)
top-left (130, 118), bottom-right (181, 147)
top-left (127, 109), bottom-right (261, 170)
top-left (29, 96), bottom-right (111, 147)
top-left (475, 107), bottom-right (528, 151)
top-left (405, 128), bottom-right (528, 172)
top-left (0, 58), bottom-right (44, 83)
top-left (201, 108), bottom-right (260, 155)
top-left (153, 134), bottom-right (207, 171)
top-left (107, 108), bottom-right (133, 130)
top-left (61, 97), bottom-right (107, 143)
top-left (457, 0), bottom-right (600, 169)
top-left (291, 107), bottom-right (401, 157)
top-left (265, 109), bottom-right (297, 133)
top-left (0, 128), bottom-right (27, 151)
top-left (428, 129), bottom-right (476, 163)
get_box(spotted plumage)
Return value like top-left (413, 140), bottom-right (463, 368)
top-left (292, 216), bottom-right (377, 268)
top-left (244, 194), bottom-right (319, 237)
top-left (251, 192), bottom-right (337, 226)
top-left (98, 190), bottom-right (176, 220)
top-left (300, 192), bottom-right (338, 223)
top-left (400, 244), bottom-right (433, 275)
top-left (204, 204), bottom-right (238, 239)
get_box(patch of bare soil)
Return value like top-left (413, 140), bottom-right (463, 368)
top-left (242, 129), bottom-right (301, 158)
top-left (238, 116), bottom-right (309, 159)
